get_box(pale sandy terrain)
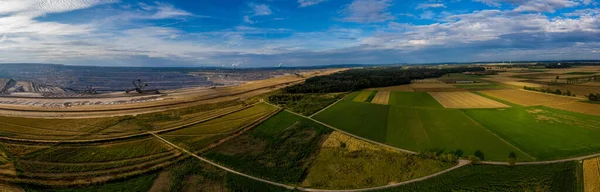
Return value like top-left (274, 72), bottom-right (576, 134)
top-left (371, 91), bottom-right (390, 105)
top-left (429, 92), bottom-right (510, 109)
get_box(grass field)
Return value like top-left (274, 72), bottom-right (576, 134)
top-left (388, 92), bottom-right (444, 108)
top-left (22, 173), bottom-right (158, 192)
top-left (379, 162), bottom-right (580, 192)
top-left (343, 91), bottom-right (361, 101)
top-left (353, 90), bottom-right (376, 102)
top-left (301, 131), bottom-right (454, 189)
top-left (464, 106), bottom-right (600, 160)
top-left (24, 138), bottom-right (171, 163)
top-left (386, 107), bottom-right (532, 161)
top-left (203, 111), bottom-right (332, 184)
top-left (0, 100), bottom-right (246, 141)
top-left (161, 103), bottom-right (278, 152)
top-left (365, 91), bottom-right (378, 103)
top-left (314, 97), bottom-right (527, 161)
top-left (313, 100), bottom-right (389, 142)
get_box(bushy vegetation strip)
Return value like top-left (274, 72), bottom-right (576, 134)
top-left (524, 86), bottom-right (576, 97)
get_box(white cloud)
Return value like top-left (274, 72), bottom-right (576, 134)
top-left (243, 15), bottom-right (254, 24)
top-left (298, 0), bottom-right (327, 7)
top-left (341, 0), bottom-right (394, 23)
top-left (251, 4), bottom-right (272, 16)
top-left (416, 3), bottom-right (447, 10)
top-left (514, 0), bottom-right (580, 13)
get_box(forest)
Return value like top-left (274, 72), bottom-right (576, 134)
top-left (283, 67), bottom-right (485, 93)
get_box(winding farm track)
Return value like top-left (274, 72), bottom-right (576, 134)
top-left (151, 131), bottom-right (470, 192)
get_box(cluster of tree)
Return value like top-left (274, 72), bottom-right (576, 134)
top-left (536, 63), bottom-right (572, 68)
top-left (284, 67), bottom-right (486, 93)
top-left (267, 93), bottom-right (343, 115)
top-left (589, 93), bottom-right (600, 102)
top-left (524, 86), bottom-right (575, 97)
top-left (419, 149), bottom-right (463, 163)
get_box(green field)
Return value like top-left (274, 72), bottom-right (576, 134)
top-left (315, 95), bottom-right (530, 161)
top-left (22, 173), bottom-right (158, 192)
top-left (24, 138), bottom-right (170, 163)
top-left (464, 106), bottom-right (600, 160)
top-left (353, 90), bottom-right (376, 102)
top-left (203, 111), bottom-right (332, 184)
top-left (379, 162), bottom-right (580, 192)
top-left (161, 103), bottom-right (278, 152)
top-left (388, 92), bottom-right (443, 108)
top-left (386, 107), bottom-right (532, 161)
top-left (365, 91), bottom-right (378, 102)
top-left (313, 100), bottom-right (389, 142)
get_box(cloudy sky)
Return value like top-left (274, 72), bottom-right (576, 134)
top-left (0, 0), bottom-right (599, 67)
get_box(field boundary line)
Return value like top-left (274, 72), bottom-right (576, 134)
top-left (150, 132), bottom-right (297, 190)
top-left (263, 101), bottom-right (419, 155)
top-left (519, 89), bottom-right (586, 100)
top-left (0, 103), bottom-right (256, 144)
top-left (153, 130), bottom-right (472, 192)
top-left (459, 110), bottom-right (537, 161)
top-left (309, 92), bottom-right (352, 118)
top-left (482, 152), bottom-right (600, 166)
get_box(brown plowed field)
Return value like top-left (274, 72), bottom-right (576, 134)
top-left (429, 92), bottom-right (510, 109)
top-left (371, 91), bottom-right (390, 105)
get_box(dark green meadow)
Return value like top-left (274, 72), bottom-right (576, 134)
top-left (379, 162), bottom-right (580, 192)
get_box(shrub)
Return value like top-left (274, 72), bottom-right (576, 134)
top-left (474, 150), bottom-right (485, 161)
top-left (468, 155), bottom-right (481, 164)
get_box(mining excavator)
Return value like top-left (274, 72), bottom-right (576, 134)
top-left (83, 85), bottom-right (97, 94)
top-left (125, 79), bottom-right (160, 94)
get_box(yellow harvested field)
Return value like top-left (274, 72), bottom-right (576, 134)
top-left (483, 76), bottom-right (545, 88)
top-left (371, 91), bottom-right (390, 105)
top-left (584, 157), bottom-right (600, 192)
top-left (353, 91), bottom-right (374, 102)
top-left (478, 89), bottom-right (579, 106)
top-left (429, 92), bottom-right (510, 109)
top-left (550, 102), bottom-right (600, 117)
top-left (502, 81), bottom-right (545, 88)
top-left (368, 85), bottom-right (414, 92)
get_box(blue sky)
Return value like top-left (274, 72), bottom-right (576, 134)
top-left (0, 0), bottom-right (599, 67)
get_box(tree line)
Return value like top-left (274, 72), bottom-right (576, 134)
top-left (284, 67), bottom-right (486, 93)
